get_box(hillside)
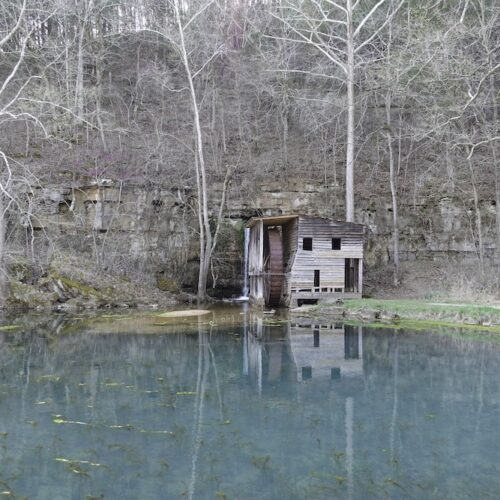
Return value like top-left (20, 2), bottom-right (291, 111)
top-left (0, 0), bottom-right (498, 308)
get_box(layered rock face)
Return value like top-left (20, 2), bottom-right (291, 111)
top-left (11, 178), bottom-right (495, 300)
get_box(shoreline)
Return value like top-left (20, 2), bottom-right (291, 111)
top-left (290, 298), bottom-right (500, 335)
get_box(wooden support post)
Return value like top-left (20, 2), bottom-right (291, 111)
top-left (358, 259), bottom-right (363, 296)
top-left (257, 220), bottom-right (264, 299)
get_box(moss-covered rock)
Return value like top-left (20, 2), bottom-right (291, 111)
top-left (2, 251), bottom-right (179, 311)
top-left (8, 280), bottom-right (57, 309)
top-left (156, 277), bottom-right (180, 293)
top-left (8, 258), bottom-right (36, 284)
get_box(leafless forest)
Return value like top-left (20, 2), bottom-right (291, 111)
top-left (0, 0), bottom-right (498, 305)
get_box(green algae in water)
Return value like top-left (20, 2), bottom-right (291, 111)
top-left (36, 374), bottom-right (61, 382)
top-left (156, 309), bottom-right (211, 318)
top-left (55, 458), bottom-right (107, 468)
top-left (0, 325), bottom-right (21, 332)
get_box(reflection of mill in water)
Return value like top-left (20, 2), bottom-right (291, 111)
top-left (243, 316), bottom-right (362, 500)
top-left (290, 321), bottom-right (363, 382)
top-left (243, 315), bottom-right (364, 391)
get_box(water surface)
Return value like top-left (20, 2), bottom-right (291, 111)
top-left (0, 308), bottom-right (499, 499)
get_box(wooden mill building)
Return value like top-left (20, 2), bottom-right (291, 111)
top-left (246, 215), bottom-right (364, 307)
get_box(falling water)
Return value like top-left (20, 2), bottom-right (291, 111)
top-left (241, 227), bottom-right (250, 298)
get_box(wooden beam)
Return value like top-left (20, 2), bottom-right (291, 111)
top-left (358, 259), bottom-right (363, 296)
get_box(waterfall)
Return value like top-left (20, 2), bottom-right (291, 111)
top-left (242, 227), bottom-right (250, 298)
top-left (232, 227), bottom-right (250, 302)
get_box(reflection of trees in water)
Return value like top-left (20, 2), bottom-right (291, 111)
top-left (243, 317), bottom-right (297, 393)
top-left (356, 328), bottom-right (500, 499)
top-left (188, 328), bottom-right (209, 500)
top-left (362, 328), bottom-right (499, 395)
top-left (241, 321), bottom-right (500, 498)
top-left (2, 317), bottom-right (500, 498)
top-left (0, 317), bottom-right (243, 436)
top-left (0, 317), bottom-right (243, 498)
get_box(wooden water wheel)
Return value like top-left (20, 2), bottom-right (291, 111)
top-left (263, 227), bottom-right (284, 307)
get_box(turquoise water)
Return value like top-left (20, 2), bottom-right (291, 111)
top-left (0, 309), bottom-right (499, 499)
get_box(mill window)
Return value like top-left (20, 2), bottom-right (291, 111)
top-left (314, 270), bottom-right (320, 287)
top-left (303, 237), bottom-right (313, 251)
top-left (332, 238), bottom-right (341, 250)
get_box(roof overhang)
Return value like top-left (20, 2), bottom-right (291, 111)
top-left (246, 215), bottom-right (299, 228)
top-left (246, 215), bottom-right (364, 232)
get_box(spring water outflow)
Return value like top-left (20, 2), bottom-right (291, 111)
top-left (241, 227), bottom-right (250, 299)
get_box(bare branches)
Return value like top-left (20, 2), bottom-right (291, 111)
top-left (269, 10), bottom-right (347, 74)
top-left (353, 0), bottom-right (387, 38)
top-left (184, 0), bottom-right (215, 30)
top-left (324, 0), bottom-right (347, 15)
top-left (454, 137), bottom-right (500, 160)
top-left (0, 19), bottom-right (30, 103)
top-left (270, 0), bottom-right (407, 221)
top-left (0, 0), bottom-right (27, 49)
top-left (463, 60), bottom-right (500, 113)
top-left (354, 0), bottom-right (406, 54)
top-left (266, 68), bottom-right (346, 83)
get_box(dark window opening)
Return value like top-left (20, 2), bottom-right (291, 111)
top-left (331, 367), bottom-right (341, 380)
top-left (313, 330), bottom-right (320, 347)
top-left (344, 326), bottom-right (360, 359)
top-left (302, 366), bottom-right (312, 380)
top-left (344, 258), bottom-right (360, 293)
top-left (332, 238), bottom-right (341, 250)
top-left (334, 287), bottom-right (342, 293)
top-left (297, 299), bottom-right (318, 306)
top-left (303, 237), bottom-right (312, 251)
top-left (314, 270), bottom-right (320, 287)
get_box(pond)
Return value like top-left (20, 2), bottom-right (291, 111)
top-left (0, 306), bottom-right (499, 499)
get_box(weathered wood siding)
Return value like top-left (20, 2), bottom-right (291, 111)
top-left (282, 219), bottom-right (299, 272)
top-left (248, 215), bottom-right (364, 306)
top-left (281, 219), bottom-right (298, 304)
top-left (290, 217), bottom-right (363, 291)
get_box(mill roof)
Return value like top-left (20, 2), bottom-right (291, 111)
top-left (245, 214), bottom-right (364, 232)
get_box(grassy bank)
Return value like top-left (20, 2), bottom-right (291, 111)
top-left (292, 298), bottom-right (500, 334)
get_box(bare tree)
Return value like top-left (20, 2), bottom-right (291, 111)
top-left (271, 0), bottom-right (405, 221)
top-left (0, 0), bottom-right (33, 303)
top-left (129, 0), bottom-right (234, 300)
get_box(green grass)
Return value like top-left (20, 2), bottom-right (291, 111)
top-left (343, 318), bottom-right (500, 338)
top-left (343, 298), bottom-right (500, 318)
top-left (295, 298), bottom-right (500, 337)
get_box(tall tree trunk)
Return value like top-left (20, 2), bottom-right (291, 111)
top-left (0, 193), bottom-right (9, 306)
top-left (468, 156), bottom-right (484, 275)
top-left (75, 27), bottom-right (85, 120)
top-left (174, 0), bottom-right (212, 301)
top-left (490, 72), bottom-right (500, 263)
top-left (95, 10), bottom-right (107, 150)
top-left (345, 0), bottom-right (355, 222)
top-left (494, 143), bottom-right (500, 263)
top-left (386, 91), bottom-right (399, 285)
